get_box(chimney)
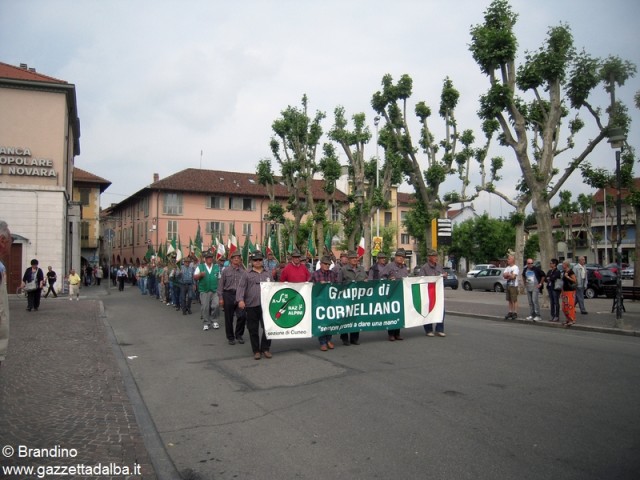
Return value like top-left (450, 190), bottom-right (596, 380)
top-left (153, 173), bottom-right (159, 183)
top-left (19, 63), bottom-right (28, 69)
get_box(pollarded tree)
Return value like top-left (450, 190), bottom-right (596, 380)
top-left (328, 107), bottom-right (403, 266)
top-left (469, 0), bottom-right (636, 268)
top-left (267, 95), bottom-right (341, 256)
top-left (371, 74), bottom-right (490, 250)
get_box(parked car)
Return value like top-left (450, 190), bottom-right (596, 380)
top-left (443, 267), bottom-right (459, 290)
top-left (410, 266), bottom-right (459, 289)
top-left (585, 267), bottom-right (617, 299)
top-left (467, 264), bottom-right (496, 278)
top-left (604, 263), bottom-right (620, 276)
top-left (462, 267), bottom-right (507, 292)
top-left (621, 266), bottom-right (635, 279)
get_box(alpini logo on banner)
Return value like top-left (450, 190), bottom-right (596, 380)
top-left (268, 288), bottom-right (306, 328)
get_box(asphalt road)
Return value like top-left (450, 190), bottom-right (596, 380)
top-left (103, 288), bottom-right (640, 480)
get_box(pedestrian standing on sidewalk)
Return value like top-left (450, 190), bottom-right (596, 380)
top-left (0, 220), bottom-right (12, 368)
top-left (561, 260), bottom-right (577, 327)
top-left (380, 249), bottom-right (408, 341)
top-left (195, 252), bottom-right (220, 331)
top-left (312, 255), bottom-right (338, 351)
top-left (84, 263), bottom-right (93, 287)
top-left (574, 256), bottom-right (588, 315)
top-left (218, 251), bottom-right (246, 345)
top-left (67, 268), bottom-right (81, 301)
top-left (22, 259), bottom-right (44, 312)
top-left (237, 251), bottom-right (273, 360)
top-left (44, 266), bottom-right (58, 298)
top-left (419, 249), bottom-right (447, 337)
top-left (522, 259), bottom-right (545, 322)
top-left (546, 259), bottom-right (561, 322)
top-left (503, 253), bottom-right (520, 319)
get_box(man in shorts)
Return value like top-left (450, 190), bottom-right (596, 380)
top-left (503, 253), bottom-right (520, 319)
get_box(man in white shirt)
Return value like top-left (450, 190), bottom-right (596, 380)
top-left (574, 256), bottom-right (588, 315)
top-left (503, 253), bottom-right (520, 319)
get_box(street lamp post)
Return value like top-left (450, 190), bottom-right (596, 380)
top-left (374, 115), bottom-right (380, 238)
top-left (607, 127), bottom-right (626, 328)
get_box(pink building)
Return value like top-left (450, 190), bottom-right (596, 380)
top-left (101, 168), bottom-right (348, 266)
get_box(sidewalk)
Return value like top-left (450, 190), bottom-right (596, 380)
top-left (0, 291), bottom-right (157, 479)
top-left (445, 288), bottom-right (640, 336)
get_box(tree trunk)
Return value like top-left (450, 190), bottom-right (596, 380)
top-left (532, 195), bottom-right (556, 267)
top-left (635, 207), bottom-right (640, 287)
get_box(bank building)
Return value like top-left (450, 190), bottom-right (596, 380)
top-left (0, 61), bottom-right (105, 294)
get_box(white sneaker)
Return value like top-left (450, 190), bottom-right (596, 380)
top-left (526, 316), bottom-right (533, 321)
top-left (203, 325), bottom-right (210, 331)
top-left (69, 297), bottom-right (73, 301)
top-left (436, 332), bottom-right (446, 337)
top-left (534, 316), bottom-right (542, 322)
top-left (213, 322), bottom-right (220, 329)
top-left (76, 298), bottom-right (80, 301)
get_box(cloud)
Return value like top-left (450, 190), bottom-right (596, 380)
top-left (1, 0), bottom-right (638, 216)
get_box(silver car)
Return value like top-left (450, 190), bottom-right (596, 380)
top-left (467, 264), bottom-right (496, 278)
top-left (462, 267), bottom-right (507, 292)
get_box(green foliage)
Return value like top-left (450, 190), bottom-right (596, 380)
top-left (469, 0), bottom-right (519, 74)
top-left (439, 77), bottom-right (460, 118)
top-left (267, 203), bottom-right (285, 224)
top-left (524, 233), bottom-right (540, 260)
top-left (403, 198), bottom-right (431, 256)
top-left (450, 214), bottom-right (516, 264)
top-left (478, 83), bottom-right (512, 119)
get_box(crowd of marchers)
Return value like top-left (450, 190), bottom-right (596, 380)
top-left (125, 247), bottom-right (449, 361)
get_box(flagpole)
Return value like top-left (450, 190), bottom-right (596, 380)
top-left (200, 149), bottom-right (203, 169)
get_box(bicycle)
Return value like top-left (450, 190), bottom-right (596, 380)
top-left (16, 285), bottom-right (28, 300)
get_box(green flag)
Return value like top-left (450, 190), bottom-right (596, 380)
top-left (194, 222), bottom-right (203, 258)
top-left (242, 235), bottom-right (255, 268)
top-left (307, 230), bottom-right (316, 257)
top-left (324, 228), bottom-right (332, 253)
top-left (287, 234), bottom-right (294, 254)
top-left (144, 244), bottom-right (154, 262)
top-left (177, 236), bottom-right (183, 262)
top-left (270, 229), bottom-right (280, 263)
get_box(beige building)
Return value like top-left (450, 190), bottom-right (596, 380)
top-left (72, 167), bottom-right (111, 267)
top-left (0, 61), bottom-right (81, 293)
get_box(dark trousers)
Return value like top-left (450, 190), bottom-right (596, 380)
top-left (27, 289), bottom-right (42, 310)
top-left (180, 284), bottom-right (193, 313)
top-left (148, 275), bottom-right (157, 297)
top-left (340, 331), bottom-right (359, 343)
top-left (548, 288), bottom-right (560, 319)
top-left (223, 290), bottom-right (245, 341)
top-left (387, 329), bottom-right (401, 338)
top-left (424, 311), bottom-right (445, 333)
top-left (246, 306), bottom-right (271, 353)
top-left (118, 277), bottom-right (125, 291)
top-left (44, 283), bottom-right (57, 297)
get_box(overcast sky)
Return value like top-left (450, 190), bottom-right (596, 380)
top-left (2, 0), bottom-right (639, 218)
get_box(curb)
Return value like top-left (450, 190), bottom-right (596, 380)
top-left (449, 310), bottom-right (640, 337)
